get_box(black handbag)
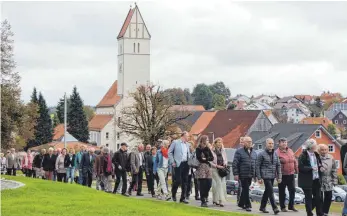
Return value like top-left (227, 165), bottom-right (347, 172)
top-left (218, 166), bottom-right (230, 178)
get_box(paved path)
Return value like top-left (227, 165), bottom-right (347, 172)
top-left (0, 179), bottom-right (25, 191)
top-left (131, 189), bottom-right (340, 216)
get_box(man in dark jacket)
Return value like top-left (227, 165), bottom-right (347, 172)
top-left (232, 136), bottom-right (257, 212)
top-left (256, 138), bottom-right (281, 214)
top-left (112, 143), bottom-right (129, 196)
top-left (298, 139), bottom-right (323, 216)
top-left (81, 148), bottom-right (96, 187)
top-left (144, 144), bottom-right (152, 193)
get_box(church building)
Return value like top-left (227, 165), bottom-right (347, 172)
top-left (88, 4), bottom-right (151, 151)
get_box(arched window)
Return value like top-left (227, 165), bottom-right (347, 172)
top-left (138, 43), bottom-right (140, 53)
top-left (133, 43), bottom-right (135, 52)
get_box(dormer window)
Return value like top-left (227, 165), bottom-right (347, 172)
top-left (133, 43), bottom-right (136, 52)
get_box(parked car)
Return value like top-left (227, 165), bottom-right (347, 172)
top-left (296, 186), bottom-right (335, 202)
top-left (337, 185), bottom-right (347, 193)
top-left (249, 182), bottom-right (261, 191)
top-left (273, 187), bottom-right (303, 204)
top-left (333, 186), bottom-right (346, 202)
top-left (226, 180), bottom-right (239, 195)
top-left (250, 189), bottom-right (280, 204)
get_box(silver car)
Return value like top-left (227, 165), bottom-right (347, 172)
top-left (250, 189), bottom-right (280, 204)
top-left (333, 186), bottom-right (346, 202)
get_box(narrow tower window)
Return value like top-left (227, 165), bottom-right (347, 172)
top-left (138, 43), bottom-right (140, 53)
top-left (133, 43), bottom-right (135, 52)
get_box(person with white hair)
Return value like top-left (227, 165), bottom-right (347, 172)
top-left (318, 144), bottom-right (337, 216)
top-left (298, 139), bottom-right (323, 216)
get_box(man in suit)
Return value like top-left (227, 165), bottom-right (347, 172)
top-left (6, 148), bottom-right (20, 176)
top-left (81, 147), bottom-right (95, 187)
top-left (128, 144), bottom-right (144, 196)
top-left (169, 131), bottom-right (191, 204)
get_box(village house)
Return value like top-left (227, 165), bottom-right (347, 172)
top-left (253, 94), bottom-right (279, 105)
top-left (244, 102), bottom-right (273, 110)
top-left (332, 111), bottom-right (347, 131)
top-left (325, 103), bottom-right (347, 120)
top-left (294, 95), bottom-right (316, 105)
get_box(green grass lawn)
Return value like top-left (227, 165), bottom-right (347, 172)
top-left (1, 176), bottom-right (252, 216)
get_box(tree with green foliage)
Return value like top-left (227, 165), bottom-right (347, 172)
top-left (56, 96), bottom-right (71, 123)
top-left (212, 94), bottom-right (226, 110)
top-left (31, 87), bottom-right (38, 104)
top-left (163, 88), bottom-right (187, 105)
top-left (209, 81), bottom-right (231, 99)
top-left (34, 93), bottom-right (53, 145)
top-left (52, 114), bottom-right (60, 129)
top-left (1, 20), bottom-right (23, 149)
top-left (83, 106), bottom-right (95, 122)
top-left (183, 88), bottom-right (193, 104)
top-left (192, 84), bottom-right (213, 110)
top-left (68, 86), bottom-right (89, 143)
top-left (327, 124), bottom-right (337, 138)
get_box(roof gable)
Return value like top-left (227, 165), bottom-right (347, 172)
top-left (96, 80), bottom-right (121, 108)
top-left (117, 5), bottom-right (151, 39)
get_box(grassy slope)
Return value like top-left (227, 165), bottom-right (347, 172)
top-left (1, 176), bottom-right (252, 216)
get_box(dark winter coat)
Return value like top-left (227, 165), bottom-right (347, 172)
top-left (112, 149), bottom-right (128, 172)
top-left (256, 149), bottom-right (282, 180)
top-left (298, 150), bottom-right (322, 189)
top-left (232, 147), bottom-right (257, 179)
top-left (42, 154), bottom-right (57, 172)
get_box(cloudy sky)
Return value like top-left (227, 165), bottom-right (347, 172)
top-left (2, 1), bottom-right (347, 106)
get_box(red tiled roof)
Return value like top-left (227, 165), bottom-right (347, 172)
top-left (96, 80), bottom-right (121, 108)
top-left (117, 8), bottom-right (135, 39)
top-left (201, 110), bottom-right (261, 148)
top-left (88, 115), bottom-right (113, 131)
top-left (190, 112), bottom-right (217, 135)
top-left (53, 124), bottom-right (64, 141)
top-left (169, 105), bottom-right (205, 112)
top-left (294, 95), bottom-right (315, 102)
top-left (300, 117), bottom-right (332, 129)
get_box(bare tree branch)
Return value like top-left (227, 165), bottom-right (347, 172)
top-left (117, 84), bottom-right (192, 145)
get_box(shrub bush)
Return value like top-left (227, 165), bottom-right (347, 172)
top-left (338, 174), bottom-right (346, 185)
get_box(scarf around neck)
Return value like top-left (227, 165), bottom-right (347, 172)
top-left (161, 147), bottom-right (168, 158)
top-left (106, 154), bottom-right (112, 173)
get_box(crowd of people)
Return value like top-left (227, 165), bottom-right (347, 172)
top-left (0, 132), bottom-right (344, 216)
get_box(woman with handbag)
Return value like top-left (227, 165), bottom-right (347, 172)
top-left (196, 135), bottom-right (214, 207)
top-left (211, 138), bottom-right (228, 207)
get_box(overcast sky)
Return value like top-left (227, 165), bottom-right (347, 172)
top-left (2, 1), bottom-right (347, 106)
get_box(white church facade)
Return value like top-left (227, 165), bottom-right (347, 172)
top-left (88, 4), bottom-right (151, 151)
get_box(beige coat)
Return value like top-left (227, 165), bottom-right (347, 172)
top-left (320, 154), bottom-right (337, 192)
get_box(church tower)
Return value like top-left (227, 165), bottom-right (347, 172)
top-left (117, 4), bottom-right (151, 101)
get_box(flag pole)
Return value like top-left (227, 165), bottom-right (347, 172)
top-left (64, 92), bottom-right (67, 148)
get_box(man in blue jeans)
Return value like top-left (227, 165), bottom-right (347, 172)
top-left (75, 145), bottom-right (87, 184)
